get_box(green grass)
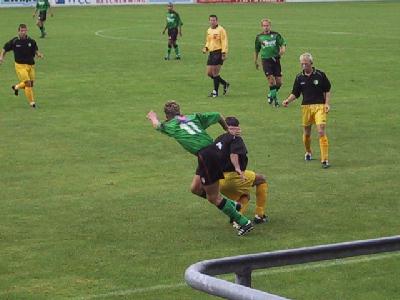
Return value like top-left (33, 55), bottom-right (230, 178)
top-left (0, 1), bottom-right (399, 299)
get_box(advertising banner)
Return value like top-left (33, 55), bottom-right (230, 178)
top-left (197, 0), bottom-right (283, 3)
top-left (0, 0), bottom-right (36, 7)
top-left (148, 0), bottom-right (193, 3)
top-left (94, 0), bottom-right (146, 5)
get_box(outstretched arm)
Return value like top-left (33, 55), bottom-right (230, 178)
top-left (147, 111), bottom-right (161, 128)
top-left (0, 49), bottom-right (6, 64)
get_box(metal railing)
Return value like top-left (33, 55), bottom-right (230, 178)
top-left (185, 235), bottom-right (400, 300)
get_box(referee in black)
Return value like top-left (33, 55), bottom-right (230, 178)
top-left (0, 24), bottom-right (43, 108)
top-left (283, 52), bottom-right (332, 168)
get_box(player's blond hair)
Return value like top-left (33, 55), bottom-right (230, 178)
top-left (261, 18), bottom-right (271, 25)
top-left (164, 101), bottom-right (181, 118)
top-left (300, 52), bottom-right (313, 64)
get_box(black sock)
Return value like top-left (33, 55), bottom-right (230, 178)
top-left (216, 75), bottom-right (226, 86)
top-left (213, 77), bottom-right (219, 93)
top-left (217, 198), bottom-right (227, 210)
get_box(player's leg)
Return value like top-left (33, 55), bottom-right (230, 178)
top-left (212, 54), bottom-right (229, 95)
top-left (14, 64), bottom-right (28, 98)
top-left (171, 29), bottom-right (180, 59)
top-left (315, 105), bottom-right (329, 168)
top-left (203, 182), bottom-right (253, 235)
top-left (24, 66), bottom-right (36, 108)
top-left (272, 59), bottom-right (283, 107)
top-left (302, 105), bottom-right (313, 160)
top-left (165, 35), bottom-right (172, 60)
top-left (253, 173), bottom-right (269, 223)
top-left (262, 59), bottom-right (277, 105)
top-left (190, 175), bottom-right (206, 199)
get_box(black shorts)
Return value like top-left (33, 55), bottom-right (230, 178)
top-left (262, 57), bottom-right (282, 77)
top-left (207, 50), bottom-right (224, 66)
top-left (168, 28), bottom-right (178, 42)
top-left (195, 144), bottom-right (224, 186)
top-left (38, 11), bottom-right (47, 22)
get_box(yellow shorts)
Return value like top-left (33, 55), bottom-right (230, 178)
top-left (219, 170), bottom-right (256, 201)
top-left (302, 104), bottom-right (327, 126)
top-left (15, 63), bottom-right (35, 82)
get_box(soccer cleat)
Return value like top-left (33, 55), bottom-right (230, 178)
top-left (11, 85), bottom-right (18, 96)
top-left (267, 96), bottom-right (273, 105)
top-left (175, 55), bottom-right (181, 60)
top-left (273, 97), bottom-right (280, 107)
top-left (164, 56), bottom-right (170, 60)
top-left (237, 220), bottom-right (254, 236)
top-left (322, 160), bottom-right (330, 169)
top-left (232, 221), bottom-right (240, 230)
top-left (30, 102), bottom-right (36, 109)
top-left (208, 90), bottom-right (218, 98)
top-left (223, 82), bottom-right (230, 95)
top-left (304, 152), bottom-right (312, 161)
top-left (254, 215), bottom-right (269, 224)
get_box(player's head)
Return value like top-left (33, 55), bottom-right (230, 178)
top-left (18, 24), bottom-right (28, 38)
top-left (261, 19), bottom-right (271, 33)
top-left (167, 2), bottom-right (173, 11)
top-left (209, 15), bottom-right (218, 28)
top-left (299, 52), bottom-right (313, 72)
top-left (225, 116), bottom-right (240, 127)
top-left (164, 100), bottom-right (181, 120)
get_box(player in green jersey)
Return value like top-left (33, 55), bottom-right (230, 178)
top-left (254, 19), bottom-right (286, 107)
top-left (162, 3), bottom-right (183, 60)
top-left (147, 101), bottom-right (254, 236)
top-left (33, 0), bottom-right (53, 38)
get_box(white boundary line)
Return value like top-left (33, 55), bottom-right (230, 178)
top-left (77, 251), bottom-right (400, 299)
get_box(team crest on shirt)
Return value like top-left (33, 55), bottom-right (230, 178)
top-left (28, 43), bottom-right (32, 47)
top-left (313, 79), bottom-right (319, 85)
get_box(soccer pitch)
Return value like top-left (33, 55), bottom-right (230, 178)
top-left (0, 1), bottom-right (399, 299)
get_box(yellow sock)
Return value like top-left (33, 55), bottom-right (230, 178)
top-left (238, 195), bottom-right (250, 214)
top-left (24, 87), bottom-right (35, 103)
top-left (303, 134), bottom-right (312, 153)
top-left (319, 135), bottom-right (329, 162)
top-left (255, 182), bottom-right (268, 217)
top-left (15, 82), bottom-right (26, 90)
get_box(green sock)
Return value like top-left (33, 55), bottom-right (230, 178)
top-left (174, 45), bottom-right (180, 56)
top-left (40, 26), bottom-right (45, 34)
top-left (269, 86), bottom-right (277, 98)
top-left (219, 198), bottom-right (248, 226)
top-left (166, 47), bottom-right (171, 57)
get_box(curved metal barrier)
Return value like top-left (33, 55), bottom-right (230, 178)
top-left (185, 235), bottom-right (400, 300)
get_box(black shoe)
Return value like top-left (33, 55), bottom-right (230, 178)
top-left (267, 96), bottom-right (273, 104)
top-left (164, 56), bottom-right (170, 60)
top-left (237, 220), bottom-right (254, 236)
top-left (322, 160), bottom-right (330, 169)
top-left (12, 85), bottom-right (18, 96)
top-left (30, 102), bottom-right (36, 109)
top-left (304, 152), bottom-right (312, 161)
top-left (223, 82), bottom-right (230, 95)
top-left (175, 56), bottom-right (181, 60)
top-left (254, 215), bottom-right (269, 224)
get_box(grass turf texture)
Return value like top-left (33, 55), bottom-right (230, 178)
top-left (0, 1), bottom-right (399, 299)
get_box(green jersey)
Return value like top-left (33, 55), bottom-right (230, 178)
top-left (166, 11), bottom-right (183, 30)
top-left (255, 31), bottom-right (286, 59)
top-left (36, 0), bottom-right (50, 12)
top-left (157, 112), bottom-right (221, 155)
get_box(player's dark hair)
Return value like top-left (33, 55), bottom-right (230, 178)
top-left (18, 24), bottom-right (27, 30)
top-left (225, 116), bottom-right (239, 127)
top-left (209, 14), bottom-right (218, 20)
top-left (164, 101), bottom-right (181, 117)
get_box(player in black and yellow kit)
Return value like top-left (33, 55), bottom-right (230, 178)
top-left (0, 24), bottom-right (43, 108)
top-left (283, 53), bottom-right (332, 168)
top-left (215, 117), bottom-right (270, 225)
top-left (203, 15), bottom-right (229, 98)
top-left (162, 3), bottom-right (182, 60)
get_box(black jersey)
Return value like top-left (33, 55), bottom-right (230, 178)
top-left (3, 36), bottom-right (38, 65)
top-left (291, 68), bottom-right (331, 105)
top-left (214, 133), bottom-right (248, 172)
